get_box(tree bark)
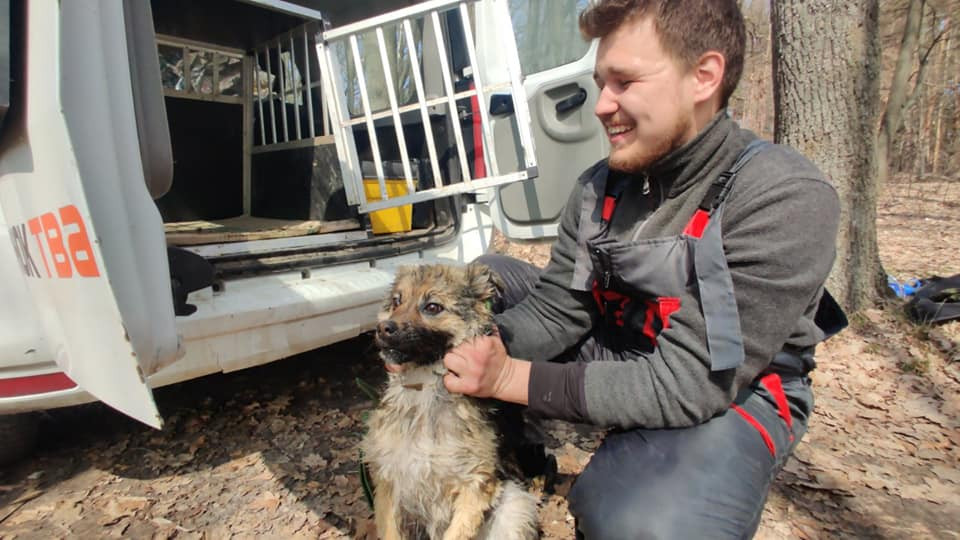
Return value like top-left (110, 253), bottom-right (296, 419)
top-left (931, 26), bottom-right (950, 174)
top-left (771, 0), bottom-right (884, 313)
top-left (878, 0), bottom-right (924, 187)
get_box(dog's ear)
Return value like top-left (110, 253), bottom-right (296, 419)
top-left (384, 265), bottom-right (414, 311)
top-left (393, 265), bottom-right (415, 284)
top-left (465, 262), bottom-right (504, 303)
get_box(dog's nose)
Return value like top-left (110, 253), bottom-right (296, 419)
top-left (377, 320), bottom-right (398, 336)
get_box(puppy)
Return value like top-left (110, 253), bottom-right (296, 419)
top-left (361, 263), bottom-right (539, 540)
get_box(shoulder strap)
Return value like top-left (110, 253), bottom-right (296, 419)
top-left (685, 139), bottom-right (772, 239)
top-left (698, 139), bottom-right (772, 212)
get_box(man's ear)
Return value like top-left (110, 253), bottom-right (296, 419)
top-left (692, 50), bottom-right (725, 106)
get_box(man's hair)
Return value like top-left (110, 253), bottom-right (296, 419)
top-left (580, 0), bottom-right (746, 108)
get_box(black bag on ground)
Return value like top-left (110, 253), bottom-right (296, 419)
top-left (905, 274), bottom-right (960, 324)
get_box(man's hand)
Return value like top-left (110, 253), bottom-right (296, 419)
top-left (384, 362), bottom-right (405, 374)
top-left (442, 332), bottom-right (530, 405)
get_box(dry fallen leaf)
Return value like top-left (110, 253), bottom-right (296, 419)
top-left (99, 497), bottom-right (149, 526)
top-left (304, 453), bottom-right (329, 469)
top-left (248, 491), bottom-right (282, 512)
top-left (923, 478), bottom-right (957, 504)
top-left (931, 465), bottom-right (960, 484)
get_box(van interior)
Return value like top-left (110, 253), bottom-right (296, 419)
top-left (144, 0), bottom-right (490, 279)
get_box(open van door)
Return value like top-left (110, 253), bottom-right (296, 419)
top-left (481, 0), bottom-right (607, 239)
top-left (0, 1), bottom-right (179, 427)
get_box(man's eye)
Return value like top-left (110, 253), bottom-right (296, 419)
top-left (423, 303), bottom-right (444, 315)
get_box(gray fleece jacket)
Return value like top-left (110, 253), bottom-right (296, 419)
top-left (494, 114), bottom-right (840, 430)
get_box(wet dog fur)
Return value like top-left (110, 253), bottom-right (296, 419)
top-left (361, 263), bottom-right (539, 540)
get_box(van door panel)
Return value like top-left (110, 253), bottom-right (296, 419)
top-left (0, 1), bottom-right (180, 427)
top-left (488, 0), bottom-right (607, 239)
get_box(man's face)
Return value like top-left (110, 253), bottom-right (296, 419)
top-left (593, 16), bottom-right (699, 172)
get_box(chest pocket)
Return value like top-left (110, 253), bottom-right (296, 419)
top-left (589, 140), bottom-right (771, 371)
top-left (589, 235), bottom-right (692, 344)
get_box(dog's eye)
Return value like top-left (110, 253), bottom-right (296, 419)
top-left (391, 295), bottom-right (402, 309)
top-left (422, 302), bottom-right (444, 315)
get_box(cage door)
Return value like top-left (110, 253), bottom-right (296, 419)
top-left (316, 0), bottom-right (538, 214)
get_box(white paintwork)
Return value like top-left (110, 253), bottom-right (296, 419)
top-left (0, 199), bottom-right (493, 416)
top-left (480, 13), bottom-right (607, 240)
top-left (0, 1), bottom-right (179, 428)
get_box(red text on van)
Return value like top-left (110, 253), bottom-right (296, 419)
top-left (8, 204), bottom-right (100, 279)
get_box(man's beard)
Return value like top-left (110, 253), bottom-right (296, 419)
top-left (608, 113), bottom-right (692, 173)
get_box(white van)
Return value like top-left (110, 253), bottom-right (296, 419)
top-left (0, 0), bottom-right (605, 463)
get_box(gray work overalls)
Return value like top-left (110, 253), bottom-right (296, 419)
top-left (480, 139), bottom-right (846, 539)
top-left (581, 140), bottom-right (800, 445)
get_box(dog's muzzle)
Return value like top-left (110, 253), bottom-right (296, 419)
top-left (375, 320), bottom-right (452, 366)
top-left (376, 321), bottom-right (407, 364)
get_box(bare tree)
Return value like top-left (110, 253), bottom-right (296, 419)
top-left (879, 0), bottom-right (951, 183)
top-left (770, 0), bottom-right (884, 312)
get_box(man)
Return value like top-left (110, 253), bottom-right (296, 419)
top-left (437, 0), bottom-right (844, 537)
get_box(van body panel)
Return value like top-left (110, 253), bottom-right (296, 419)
top-left (0, 1), bottom-right (178, 428)
top-left (0, 0), bottom-right (586, 429)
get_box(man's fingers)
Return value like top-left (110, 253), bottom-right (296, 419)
top-left (443, 350), bottom-right (467, 375)
top-left (384, 362), bottom-right (405, 373)
top-left (443, 372), bottom-right (463, 394)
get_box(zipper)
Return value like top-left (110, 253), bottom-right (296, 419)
top-left (629, 174), bottom-right (664, 242)
top-left (592, 246), bottom-right (613, 289)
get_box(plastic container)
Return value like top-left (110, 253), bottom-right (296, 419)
top-left (363, 178), bottom-right (413, 234)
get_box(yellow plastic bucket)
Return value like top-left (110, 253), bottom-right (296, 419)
top-left (363, 178), bottom-right (413, 234)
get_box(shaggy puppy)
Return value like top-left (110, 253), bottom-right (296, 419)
top-left (361, 263), bottom-right (539, 540)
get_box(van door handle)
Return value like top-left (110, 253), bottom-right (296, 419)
top-left (555, 87), bottom-right (588, 114)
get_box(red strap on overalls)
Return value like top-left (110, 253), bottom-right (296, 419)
top-left (592, 195), bottom-right (632, 326)
top-left (730, 404), bottom-right (775, 456)
top-left (730, 373), bottom-right (795, 456)
top-left (759, 373), bottom-right (794, 441)
top-left (683, 209), bottom-right (711, 239)
top-left (602, 195), bottom-right (617, 222)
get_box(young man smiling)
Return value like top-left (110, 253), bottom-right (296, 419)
top-left (435, 0), bottom-right (845, 537)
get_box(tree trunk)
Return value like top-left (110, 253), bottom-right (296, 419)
top-left (771, 0), bottom-right (884, 313)
top-left (931, 29), bottom-right (950, 175)
top-left (877, 0), bottom-right (924, 187)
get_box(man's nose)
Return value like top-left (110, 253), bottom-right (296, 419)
top-left (595, 85), bottom-right (618, 118)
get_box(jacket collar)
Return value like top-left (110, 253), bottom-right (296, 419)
top-left (642, 111), bottom-right (737, 198)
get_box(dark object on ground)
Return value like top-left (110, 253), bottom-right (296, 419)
top-left (905, 274), bottom-right (960, 325)
top-left (0, 413), bottom-right (39, 466)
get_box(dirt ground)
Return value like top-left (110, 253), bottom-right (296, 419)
top-left (1, 178), bottom-right (958, 539)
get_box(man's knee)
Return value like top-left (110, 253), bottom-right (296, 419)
top-left (566, 419), bottom-right (777, 539)
top-left (569, 478), bottom-right (676, 540)
top-left (569, 477), bottom-right (757, 540)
